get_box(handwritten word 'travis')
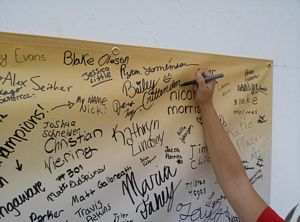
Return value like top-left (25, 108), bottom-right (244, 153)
top-left (74, 200), bottom-right (111, 221)
top-left (122, 166), bottom-right (181, 220)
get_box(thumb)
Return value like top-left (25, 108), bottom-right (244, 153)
top-left (195, 70), bottom-right (206, 89)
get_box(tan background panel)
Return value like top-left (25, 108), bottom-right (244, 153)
top-left (0, 32), bottom-right (272, 221)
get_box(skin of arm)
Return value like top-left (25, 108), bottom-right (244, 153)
top-left (194, 69), bottom-right (267, 222)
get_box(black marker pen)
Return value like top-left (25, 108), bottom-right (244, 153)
top-left (180, 73), bottom-right (224, 86)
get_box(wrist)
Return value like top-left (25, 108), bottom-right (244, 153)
top-left (199, 102), bottom-right (215, 115)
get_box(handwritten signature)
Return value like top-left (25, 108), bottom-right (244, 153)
top-left (176, 201), bottom-right (239, 222)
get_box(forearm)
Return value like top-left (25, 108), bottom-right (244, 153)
top-left (193, 69), bottom-right (267, 221)
top-left (201, 103), bottom-right (246, 184)
top-left (200, 103), bottom-right (267, 221)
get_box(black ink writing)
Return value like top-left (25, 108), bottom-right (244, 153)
top-left (0, 181), bottom-right (46, 218)
top-left (0, 104), bottom-right (45, 165)
top-left (0, 176), bottom-right (8, 188)
top-left (74, 200), bottom-right (111, 221)
top-left (98, 53), bottom-right (129, 66)
top-left (120, 64), bottom-right (142, 79)
top-left (29, 209), bottom-right (64, 222)
top-left (97, 166), bottom-right (132, 189)
top-left (56, 164), bottom-right (84, 181)
top-left (170, 88), bottom-right (195, 101)
top-left (31, 76), bottom-right (72, 92)
top-left (81, 66), bottom-right (112, 87)
top-left (44, 146), bottom-right (99, 174)
top-left (122, 78), bottom-right (160, 98)
top-left (113, 99), bottom-right (135, 116)
top-left (0, 71), bottom-right (28, 87)
top-left (140, 155), bottom-right (157, 167)
top-left (176, 201), bottom-right (238, 222)
top-left (258, 115), bottom-right (267, 123)
top-left (122, 166), bottom-right (177, 205)
top-left (250, 169), bottom-right (263, 185)
top-left (122, 166), bottom-right (180, 219)
top-left (185, 179), bottom-right (206, 200)
top-left (190, 144), bottom-right (211, 169)
top-left (71, 188), bottom-right (96, 206)
top-left (113, 212), bottom-right (133, 222)
top-left (112, 120), bottom-right (163, 156)
top-left (136, 179), bottom-right (181, 220)
top-left (44, 128), bottom-right (102, 154)
top-left (234, 94), bottom-right (258, 106)
top-left (47, 165), bottom-right (105, 201)
top-left (165, 146), bottom-right (183, 163)
top-left (0, 53), bottom-right (7, 67)
top-left (237, 83), bottom-right (267, 95)
top-left (244, 69), bottom-right (260, 82)
top-left (76, 96), bottom-right (107, 115)
top-left (143, 58), bottom-right (198, 75)
top-left (0, 113), bottom-right (8, 123)
top-left (177, 125), bottom-right (194, 144)
top-left (63, 50), bottom-right (94, 66)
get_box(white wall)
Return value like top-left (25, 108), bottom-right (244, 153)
top-left (0, 0), bottom-right (299, 218)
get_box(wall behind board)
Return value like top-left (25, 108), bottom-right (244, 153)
top-left (0, 0), bottom-right (299, 218)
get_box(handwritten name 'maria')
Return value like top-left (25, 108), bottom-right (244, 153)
top-left (121, 166), bottom-right (177, 205)
top-left (122, 166), bottom-right (180, 219)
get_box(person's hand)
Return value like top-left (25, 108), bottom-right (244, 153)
top-left (194, 69), bottom-right (216, 107)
